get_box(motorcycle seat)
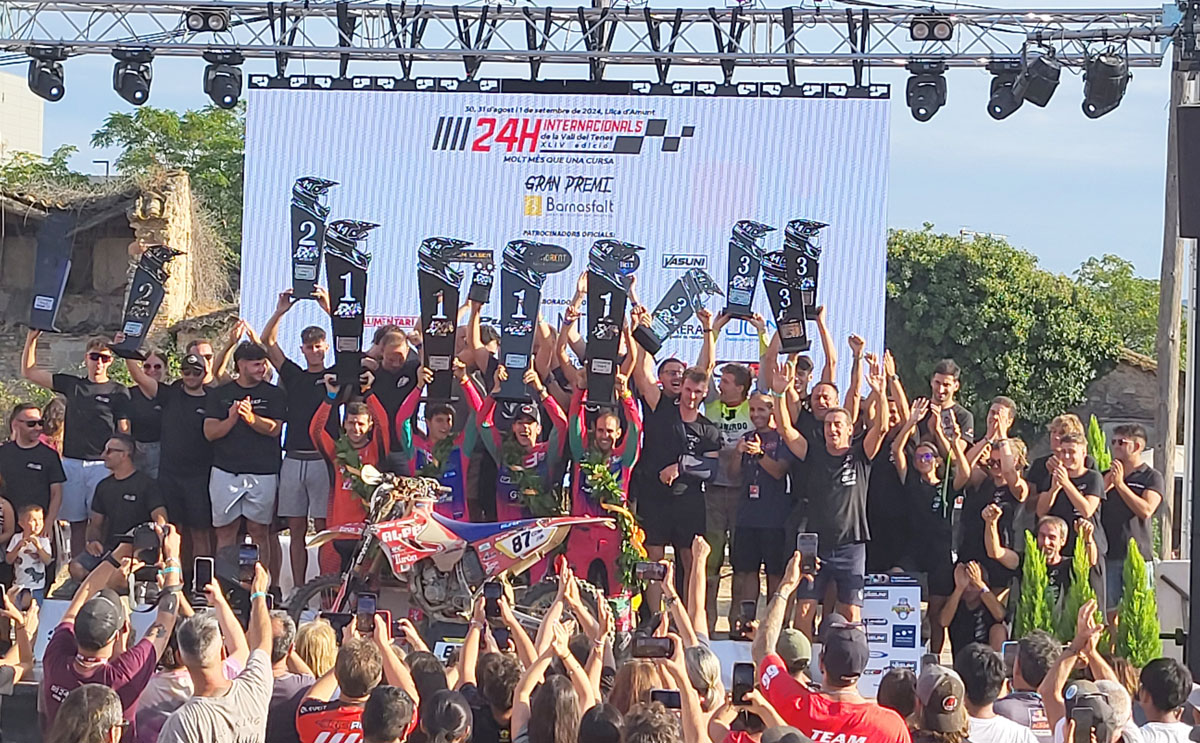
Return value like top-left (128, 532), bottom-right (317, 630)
top-left (428, 511), bottom-right (529, 544)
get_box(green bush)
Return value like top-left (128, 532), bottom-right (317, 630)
top-left (1116, 538), bottom-right (1161, 667)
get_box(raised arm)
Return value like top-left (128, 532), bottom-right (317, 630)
top-left (616, 377), bottom-right (642, 468)
top-left (123, 350), bottom-right (160, 399)
top-left (862, 360), bottom-right (888, 460)
top-left (938, 564), bottom-right (969, 628)
top-left (882, 350), bottom-right (909, 421)
top-left (954, 437), bottom-right (991, 491)
top-left (995, 439), bottom-right (1030, 502)
top-left (982, 504), bottom-right (1020, 570)
top-left (203, 578), bottom-right (250, 666)
top-left (21, 330), bottom-right (53, 389)
top-left (458, 597), bottom-right (486, 689)
top-left (466, 300), bottom-right (494, 374)
top-left (567, 387), bottom-right (587, 461)
top-left (309, 383), bottom-right (339, 461)
top-left (0, 593), bottom-right (35, 684)
top-left (815, 306), bottom-right (836, 383)
top-left (752, 551), bottom-right (804, 665)
top-left (1040, 599), bottom-right (1106, 728)
top-left (261, 290), bottom-right (296, 369)
top-left (373, 615), bottom-right (421, 704)
top-left (687, 536), bottom-right (711, 639)
top-left (212, 320), bottom-right (245, 384)
top-left (694, 308), bottom-right (718, 376)
top-left (660, 559), bottom-right (700, 648)
top-left (771, 361), bottom-right (808, 460)
top-left (844, 334), bottom-right (865, 420)
top-left (760, 329), bottom-right (781, 393)
top-left (892, 398), bottom-right (928, 483)
top-left (511, 648), bottom-right (556, 736)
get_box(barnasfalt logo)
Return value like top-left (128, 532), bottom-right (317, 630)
top-left (524, 195), bottom-right (543, 216)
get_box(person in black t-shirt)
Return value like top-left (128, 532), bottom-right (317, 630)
top-left (985, 507), bottom-right (1097, 610)
top-left (69, 434), bottom-right (167, 581)
top-left (1102, 423), bottom-right (1165, 614)
top-left (940, 561), bottom-right (1007, 656)
top-left (774, 357), bottom-right (888, 634)
top-left (1034, 433), bottom-right (1106, 562)
top-left (204, 341), bottom-right (287, 562)
top-left (125, 350), bottom-right (168, 478)
top-left (263, 287), bottom-right (336, 592)
top-left (22, 330), bottom-right (131, 559)
top-left (919, 359), bottom-right (975, 455)
top-left (0, 403), bottom-right (66, 524)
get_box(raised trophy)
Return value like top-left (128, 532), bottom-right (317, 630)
top-left (324, 219), bottom-right (378, 389)
top-left (28, 211), bottom-right (77, 332)
top-left (497, 240), bottom-right (573, 400)
top-left (586, 240), bottom-right (642, 404)
top-left (761, 251), bottom-right (810, 354)
top-left (290, 177), bottom-right (338, 298)
top-left (784, 218), bottom-right (827, 317)
top-left (111, 245), bottom-right (185, 359)
top-left (723, 220), bottom-right (774, 318)
top-left (632, 267), bottom-right (724, 355)
top-left (418, 237), bottom-right (495, 400)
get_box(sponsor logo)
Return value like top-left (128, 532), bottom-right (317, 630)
top-left (810, 731), bottom-right (869, 743)
top-left (866, 632), bottom-right (887, 644)
top-left (892, 625), bottom-right (917, 648)
top-left (863, 589), bottom-right (888, 600)
top-left (863, 617), bottom-right (888, 626)
top-left (524, 195), bottom-right (615, 216)
top-left (943, 695), bottom-right (960, 712)
top-left (890, 660), bottom-right (919, 671)
top-left (662, 254), bottom-right (707, 269)
top-left (869, 650), bottom-right (888, 659)
top-left (892, 598), bottom-right (915, 620)
top-left (524, 195), bottom-right (543, 216)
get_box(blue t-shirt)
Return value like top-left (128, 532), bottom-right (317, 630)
top-left (737, 430), bottom-right (795, 530)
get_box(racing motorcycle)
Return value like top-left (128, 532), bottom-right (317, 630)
top-left (288, 466), bottom-right (612, 627)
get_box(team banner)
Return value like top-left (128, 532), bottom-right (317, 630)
top-left (324, 219), bottom-right (377, 388)
top-left (241, 88), bottom-right (889, 388)
top-left (586, 239), bottom-right (641, 404)
top-left (761, 251), bottom-right (810, 354)
top-left (632, 268), bottom-right (722, 356)
top-left (111, 245), bottom-right (185, 360)
top-left (497, 240), bottom-right (573, 400)
top-left (28, 211), bottom-right (76, 332)
top-left (290, 176), bottom-right (338, 298)
top-left (724, 220), bottom-right (773, 318)
top-left (784, 219), bottom-right (827, 317)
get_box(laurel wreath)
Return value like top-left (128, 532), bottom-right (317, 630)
top-left (334, 434), bottom-right (376, 509)
top-left (500, 434), bottom-right (566, 517)
top-left (580, 451), bottom-right (647, 589)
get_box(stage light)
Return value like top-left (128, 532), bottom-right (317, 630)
top-left (906, 61), bottom-right (946, 122)
top-left (1082, 50), bottom-right (1130, 118)
top-left (112, 49), bottom-right (153, 105)
top-left (910, 14), bottom-right (953, 42)
top-left (203, 51), bottom-right (244, 109)
top-left (26, 47), bottom-right (67, 102)
top-left (987, 61), bottom-right (1023, 120)
top-left (185, 8), bottom-right (230, 32)
top-left (1013, 50), bottom-right (1061, 107)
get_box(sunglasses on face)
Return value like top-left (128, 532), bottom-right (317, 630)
top-left (144, 363), bottom-right (164, 370)
top-left (985, 460), bottom-right (1002, 469)
top-left (917, 452), bottom-right (936, 462)
top-left (103, 446), bottom-right (131, 456)
top-left (88, 352), bottom-right (113, 363)
top-left (181, 369), bottom-right (204, 377)
top-left (19, 419), bottom-right (44, 429)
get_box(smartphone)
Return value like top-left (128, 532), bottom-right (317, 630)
top-left (493, 627), bottom-right (511, 648)
top-left (635, 562), bottom-right (668, 583)
top-left (941, 408), bottom-right (956, 436)
top-left (193, 557), bottom-right (215, 607)
top-left (1071, 707), bottom-right (1094, 743)
top-left (13, 588), bottom-right (32, 612)
top-left (739, 600), bottom-right (757, 623)
top-left (732, 662), bottom-right (755, 705)
top-left (650, 689), bottom-right (682, 709)
top-left (796, 533), bottom-right (818, 573)
top-left (265, 593), bottom-right (275, 610)
top-left (632, 636), bottom-right (675, 659)
top-left (319, 611), bottom-right (354, 643)
top-left (357, 593), bottom-right (378, 634)
top-left (484, 582), bottom-right (502, 619)
top-left (238, 544), bottom-right (259, 582)
top-left (1002, 641), bottom-right (1019, 678)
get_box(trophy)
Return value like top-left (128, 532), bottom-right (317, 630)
top-left (632, 268), bottom-right (723, 355)
top-left (497, 240), bottom-right (573, 400)
top-left (586, 240), bottom-right (642, 404)
top-left (324, 219), bottom-right (378, 389)
top-left (761, 251), bottom-right (810, 354)
top-left (28, 211), bottom-right (76, 332)
top-left (724, 220), bottom-right (774, 318)
top-left (783, 219), bottom-right (828, 317)
top-left (418, 237), bottom-right (495, 401)
top-left (290, 177), bottom-right (338, 298)
top-left (111, 245), bottom-right (185, 360)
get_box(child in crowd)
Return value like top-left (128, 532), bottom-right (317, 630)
top-left (5, 503), bottom-right (53, 603)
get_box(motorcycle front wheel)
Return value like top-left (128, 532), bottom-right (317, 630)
top-left (288, 574), bottom-right (350, 624)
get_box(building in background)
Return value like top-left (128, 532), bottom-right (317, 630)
top-left (0, 70), bottom-right (44, 158)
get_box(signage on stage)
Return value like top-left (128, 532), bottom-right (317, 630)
top-left (859, 573), bottom-right (924, 698)
top-left (241, 87), bottom-right (889, 388)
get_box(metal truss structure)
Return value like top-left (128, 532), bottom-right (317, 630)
top-left (0, 0), bottom-right (1178, 84)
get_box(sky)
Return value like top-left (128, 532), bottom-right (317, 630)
top-left (2, 0), bottom-right (1174, 280)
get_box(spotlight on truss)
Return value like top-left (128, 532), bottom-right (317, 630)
top-left (112, 48), bottom-right (153, 105)
top-left (1012, 48), bottom-right (1061, 107)
top-left (1082, 49), bottom-right (1130, 118)
top-left (906, 61), bottom-right (946, 122)
top-left (185, 8), bottom-right (230, 32)
top-left (987, 60), bottom-right (1023, 120)
top-left (26, 46), bottom-right (67, 102)
top-left (910, 13), bottom-right (953, 42)
top-left (203, 50), bottom-right (244, 109)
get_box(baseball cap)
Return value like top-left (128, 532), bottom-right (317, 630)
top-left (761, 727), bottom-right (813, 743)
top-left (514, 403), bottom-right (541, 425)
top-left (916, 665), bottom-right (968, 732)
top-left (233, 341), bottom-right (269, 362)
top-left (820, 616), bottom-right (869, 683)
top-left (1064, 679), bottom-right (1118, 743)
top-left (181, 353), bottom-right (206, 374)
top-left (777, 629), bottom-right (813, 666)
top-left (75, 588), bottom-right (127, 651)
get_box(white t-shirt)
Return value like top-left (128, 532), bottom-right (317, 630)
top-left (1138, 722), bottom-right (1193, 743)
top-left (6, 532), bottom-right (50, 589)
top-left (158, 650), bottom-right (273, 743)
top-left (971, 713), bottom-right (1042, 743)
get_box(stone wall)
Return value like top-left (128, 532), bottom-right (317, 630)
top-left (1069, 350), bottom-right (1183, 443)
top-left (127, 170), bottom-right (194, 326)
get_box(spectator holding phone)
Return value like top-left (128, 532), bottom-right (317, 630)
top-left (265, 611), bottom-right (315, 743)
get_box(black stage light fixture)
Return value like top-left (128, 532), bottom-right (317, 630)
top-left (1012, 49), bottom-right (1061, 107)
top-left (203, 51), bottom-right (244, 109)
top-left (1082, 49), bottom-right (1130, 118)
top-left (910, 13), bottom-right (954, 42)
top-left (987, 60), bottom-right (1023, 120)
top-left (26, 46), bottom-right (67, 102)
top-left (185, 8), bottom-right (230, 32)
top-left (112, 49), bottom-right (153, 105)
top-left (906, 61), bottom-right (947, 122)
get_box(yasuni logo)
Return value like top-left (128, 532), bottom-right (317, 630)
top-left (662, 254), bottom-right (707, 269)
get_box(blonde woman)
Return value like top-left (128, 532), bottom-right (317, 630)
top-left (295, 618), bottom-right (338, 677)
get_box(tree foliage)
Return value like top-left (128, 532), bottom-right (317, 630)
top-left (91, 103), bottom-right (245, 253)
top-left (1015, 531), bottom-right (1055, 637)
top-left (0, 144), bottom-right (92, 191)
top-left (1074, 254), bottom-right (1161, 358)
top-left (886, 226), bottom-right (1121, 428)
top-left (1116, 539), bottom-right (1161, 666)
top-left (1056, 534), bottom-right (1099, 643)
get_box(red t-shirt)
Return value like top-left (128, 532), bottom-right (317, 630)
top-left (757, 654), bottom-right (912, 743)
top-left (296, 697), bottom-right (365, 743)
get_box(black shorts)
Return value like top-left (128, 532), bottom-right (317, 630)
top-left (732, 526), bottom-right (789, 576)
top-left (916, 547), bottom-right (955, 597)
top-left (639, 493), bottom-right (706, 549)
top-left (160, 468), bottom-right (213, 528)
top-left (796, 542), bottom-right (866, 606)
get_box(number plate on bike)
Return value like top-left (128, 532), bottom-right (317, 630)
top-left (497, 526), bottom-right (550, 559)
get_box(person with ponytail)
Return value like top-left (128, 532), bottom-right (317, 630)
top-left (421, 688), bottom-right (473, 743)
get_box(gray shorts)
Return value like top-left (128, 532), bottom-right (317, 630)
top-left (61, 457), bottom-right (111, 523)
top-left (277, 455), bottom-right (331, 520)
top-left (134, 441), bottom-right (161, 479)
top-left (209, 468), bottom-right (278, 527)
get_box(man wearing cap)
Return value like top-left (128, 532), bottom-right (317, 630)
top-left (128, 350), bottom-right (217, 561)
top-left (956, 643), bottom-right (1039, 743)
top-left (41, 526), bottom-right (182, 740)
top-left (914, 665), bottom-right (971, 743)
top-left (775, 629), bottom-right (815, 687)
top-left (204, 341), bottom-right (287, 565)
top-left (753, 552), bottom-right (911, 743)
